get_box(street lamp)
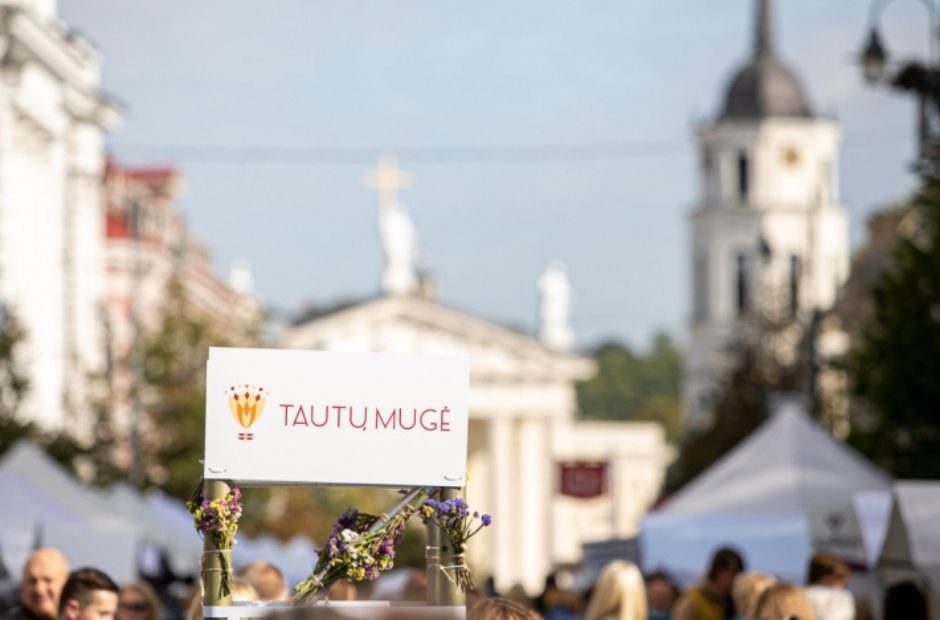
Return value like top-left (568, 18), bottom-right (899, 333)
top-left (862, 28), bottom-right (888, 83)
top-left (860, 0), bottom-right (940, 167)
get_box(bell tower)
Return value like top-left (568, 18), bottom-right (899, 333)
top-left (683, 0), bottom-right (850, 431)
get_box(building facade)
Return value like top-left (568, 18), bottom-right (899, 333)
top-left (684, 0), bottom-right (849, 431)
top-left (283, 294), bottom-right (674, 594)
top-left (0, 0), bottom-right (120, 429)
top-left (104, 161), bottom-right (260, 441)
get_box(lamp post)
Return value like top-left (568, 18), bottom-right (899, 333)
top-left (861, 0), bottom-right (940, 168)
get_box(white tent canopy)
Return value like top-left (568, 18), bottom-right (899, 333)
top-left (104, 483), bottom-right (202, 577)
top-left (877, 481), bottom-right (940, 616)
top-left (0, 441), bottom-right (319, 588)
top-left (0, 442), bottom-right (141, 583)
top-left (664, 397), bottom-right (891, 514)
top-left (641, 396), bottom-right (892, 586)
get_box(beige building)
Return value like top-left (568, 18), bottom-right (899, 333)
top-left (104, 161), bottom-right (260, 443)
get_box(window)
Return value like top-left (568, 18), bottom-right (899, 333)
top-left (737, 151), bottom-right (749, 202)
top-left (789, 254), bottom-right (801, 317)
top-left (701, 147), bottom-right (713, 172)
top-left (736, 253), bottom-right (749, 316)
top-left (693, 254), bottom-right (709, 321)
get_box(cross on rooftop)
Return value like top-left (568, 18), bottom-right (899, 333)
top-left (365, 154), bottom-right (412, 210)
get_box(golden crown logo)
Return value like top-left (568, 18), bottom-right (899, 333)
top-left (225, 384), bottom-right (267, 441)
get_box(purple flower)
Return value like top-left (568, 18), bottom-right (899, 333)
top-left (481, 514), bottom-right (492, 527)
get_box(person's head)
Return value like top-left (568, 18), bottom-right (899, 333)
top-left (644, 571), bottom-right (678, 614)
top-left (883, 581), bottom-right (927, 620)
top-left (327, 579), bottom-right (356, 602)
top-left (235, 561), bottom-right (287, 602)
top-left (57, 568), bottom-right (120, 620)
top-left (503, 584), bottom-right (533, 610)
top-left (468, 597), bottom-right (541, 620)
top-left (753, 582), bottom-right (816, 620)
top-left (229, 578), bottom-right (258, 604)
top-left (116, 583), bottom-right (161, 620)
top-left (583, 561), bottom-right (646, 620)
top-left (707, 547), bottom-right (745, 597)
top-left (805, 552), bottom-right (851, 588)
top-left (732, 571), bottom-right (775, 619)
top-left (21, 548), bottom-right (71, 620)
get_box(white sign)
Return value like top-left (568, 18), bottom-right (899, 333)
top-left (808, 500), bottom-right (868, 566)
top-left (204, 347), bottom-right (469, 487)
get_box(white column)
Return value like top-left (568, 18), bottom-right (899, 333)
top-left (488, 416), bottom-right (516, 593)
top-left (517, 416), bottom-right (550, 594)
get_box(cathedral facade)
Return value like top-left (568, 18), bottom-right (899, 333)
top-left (684, 0), bottom-right (850, 431)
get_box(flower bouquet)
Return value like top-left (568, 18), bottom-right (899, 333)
top-left (292, 487), bottom-right (426, 604)
top-left (187, 485), bottom-right (243, 597)
top-left (420, 496), bottom-right (491, 592)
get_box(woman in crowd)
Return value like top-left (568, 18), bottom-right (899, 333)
top-left (583, 561), bottom-right (647, 620)
top-left (116, 582), bottom-right (162, 620)
top-left (731, 572), bottom-right (775, 620)
top-left (752, 583), bottom-right (816, 620)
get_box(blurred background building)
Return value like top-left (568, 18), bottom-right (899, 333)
top-left (0, 0), bottom-right (120, 430)
top-left (683, 0), bottom-right (849, 432)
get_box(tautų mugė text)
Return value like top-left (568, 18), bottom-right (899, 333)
top-left (278, 403), bottom-right (453, 432)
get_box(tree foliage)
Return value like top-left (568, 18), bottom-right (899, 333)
top-left (0, 311), bottom-right (93, 471)
top-left (665, 347), bottom-right (803, 493)
top-left (576, 332), bottom-right (682, 440)
top-left (847, 170), bottom-right (940, 478)
top-left (135, 278), bottom-right (236, 498)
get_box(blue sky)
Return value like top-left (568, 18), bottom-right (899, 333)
top-left (60, 0), bottom-right (926, 350)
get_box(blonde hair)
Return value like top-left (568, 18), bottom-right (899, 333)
top-left (468, 597), bottom-right (541, 620)
top-left (584, 561), bottom-right (647, 620)
top-left (754, 582), bottom-right (817, 620)
top-left (230, 578), bottom-right (258, 603)
top-left (733, 571), bottom-right (776, 619)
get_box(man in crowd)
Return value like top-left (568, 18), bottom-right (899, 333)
top-left (671, 547), bottom-right (744, 620)
top-left (645, 571), bottom-right (679, 620)
top-left (235, 562), bottom-right (288, 602)
top-left (56, 568), bottom-right (119, 620)
top-left (4, 549), bottom-right (70, 620)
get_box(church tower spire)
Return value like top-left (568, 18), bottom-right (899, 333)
top-left (720, 0), bottom-right (811, 120)
top-left (755, 0), bottom-right (773, 58)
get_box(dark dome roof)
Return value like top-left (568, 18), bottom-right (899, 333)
top-left (720, 55), bottom-right (813, 121)
top-left (717, 0), bottom-right (813, 121)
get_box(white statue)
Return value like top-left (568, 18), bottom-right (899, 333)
top-left (538, 261), bottom-right (574, 350)
top-left (379, 201), bottom-right (418, 295)
top-left (366, 155), bottom-right (418, 295)
top-left (227, 258), bottom-right (255, 295)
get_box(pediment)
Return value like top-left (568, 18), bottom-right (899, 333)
top-left (281, 295), bottom-right (594, 382)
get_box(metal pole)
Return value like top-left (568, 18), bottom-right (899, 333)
top-left (806, 309), bottom-right (821, 418)
top-left (201, 479), bottom-right (232, 618)
top-left (426, 488), bottom-right (443, 606)
top-left (437, 487), bottom-right (465, 607)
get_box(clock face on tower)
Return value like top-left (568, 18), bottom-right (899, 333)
top-left (782, 147), bottom-right (801, 167)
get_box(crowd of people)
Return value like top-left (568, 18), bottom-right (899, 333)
top-left (0, 547), bottom-right (930, 620)
top-left (497, 548), bottom-right (930, 620)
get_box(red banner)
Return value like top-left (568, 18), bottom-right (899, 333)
top-left (559, 462), bottom-right (608, 499)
